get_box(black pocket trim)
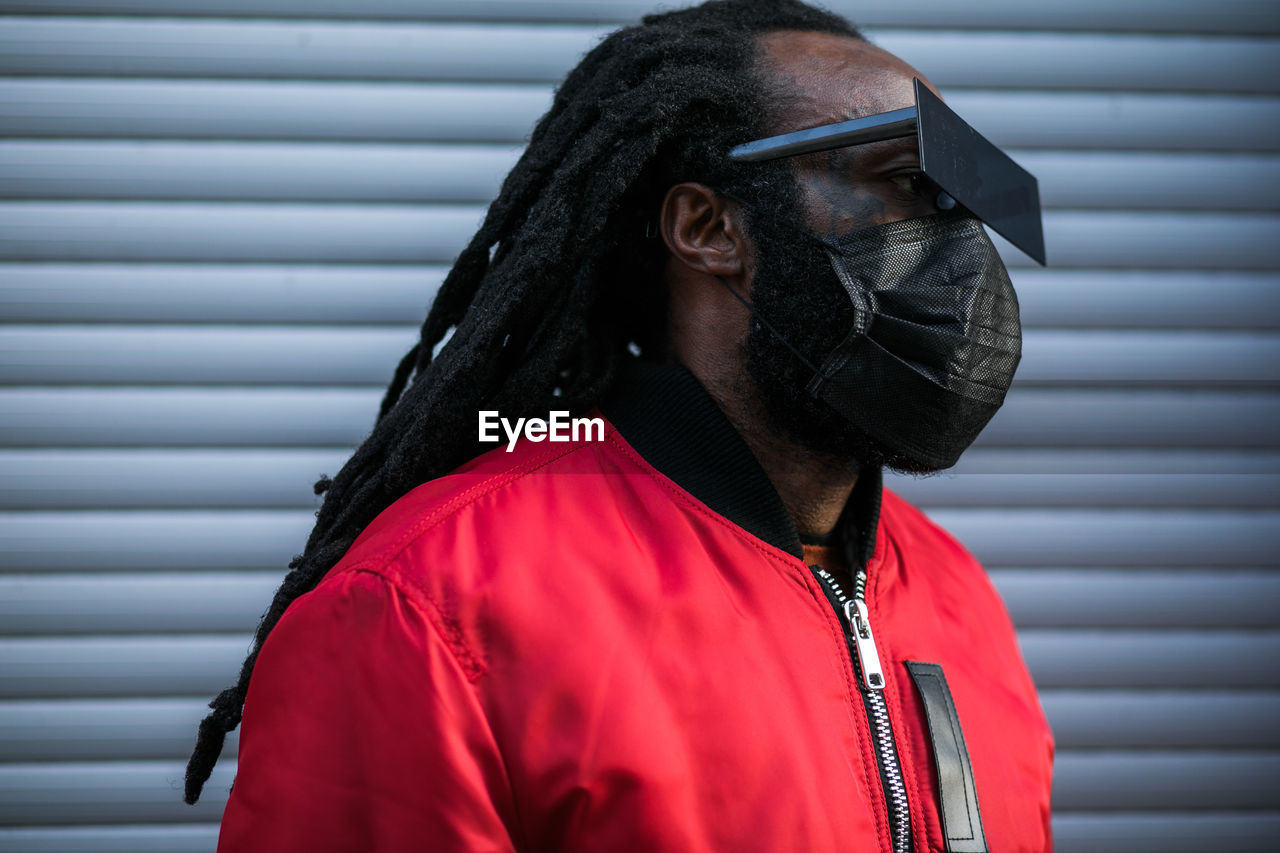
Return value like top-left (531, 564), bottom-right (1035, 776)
top-left (905, 661), bottom-right (989, 853)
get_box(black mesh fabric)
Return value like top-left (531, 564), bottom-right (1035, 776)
top-left (806, 214), bottom-right (1021, 469)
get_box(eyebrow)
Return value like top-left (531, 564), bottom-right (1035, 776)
top-left (817, 135), bottom-right (919, 176)
top-left (858, 136), bottom-right (919, 161)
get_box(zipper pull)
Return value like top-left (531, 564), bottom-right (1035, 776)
top-left (844, 599), bottom-right (886, 692)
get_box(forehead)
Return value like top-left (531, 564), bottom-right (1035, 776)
top-left (756, 30), bottom-right (936, 132)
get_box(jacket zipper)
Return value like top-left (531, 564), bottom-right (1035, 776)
top-left (813, 565), bottom-right (912, 853)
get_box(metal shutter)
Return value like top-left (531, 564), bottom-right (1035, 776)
top-left (0, 2), bottom-right (1276, 850)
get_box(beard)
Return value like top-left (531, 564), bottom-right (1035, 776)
top-left (741, 213), bottom-right (945, 476)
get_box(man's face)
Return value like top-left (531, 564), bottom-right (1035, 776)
top-left (740, 32), bottom-right (949, 473)
top-left (757, 30), bottom-right (944, 234)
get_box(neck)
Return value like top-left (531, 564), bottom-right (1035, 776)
top-left (702, 365), bottom-right (859, 540)
top-left (739, 416), bottom-right (860, 540)
top-left (663, 270), bottom-right (859, 540)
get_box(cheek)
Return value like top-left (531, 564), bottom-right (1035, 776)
top-left (798, 172), bottom-right (896, 234)
top-left (750, 237), bottom-right (856, 352)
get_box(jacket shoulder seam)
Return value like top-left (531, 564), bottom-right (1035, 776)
top-left (328, 561), bottom-right (487, 682)
top-left (382, 437), bottom-right (597, 562)
top-left (331, 436), bottom-right (602, 679)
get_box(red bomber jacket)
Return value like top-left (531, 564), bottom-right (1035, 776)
top-left (218, 361), bottom-right (1054, 853)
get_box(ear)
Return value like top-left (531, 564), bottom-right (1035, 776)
top-left (659, 183), bottom-right (750, 278)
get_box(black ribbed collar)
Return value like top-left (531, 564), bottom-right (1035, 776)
top-left (600, 358), bottom-right (881, 567)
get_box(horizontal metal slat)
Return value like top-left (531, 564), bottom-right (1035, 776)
top-left (950, 448), bottom-right (1280, 474)
top-left (2, 388), bottom-right (1276, 450)
top-left (3, 326), bottom-right (1276, 386)
top-left (0, 698), bottom-right (239, 762)
top-left (0, 325), bottom-right (419, 385)
top-left (3, 567), bottom-right (1276, 636)
top-left (992, 212), bottom-right (1280, 269)
top-left (0, 79), bottom-right (552, 143)
top-left (0, 0), bottom-right (1274, 35)
top-left (0, 79), bottom-right (552, 142)
top-left (0, 263), bottom-right (446, 325)
top-left (1018, 330), bottom-right (1280, 386)
top-left (2, 19), bottom-right (1275, 93)
top-left (6, 690), bottom-right (1275, 763)
top-left (0, 202), bottom-right (486, 263)
top-left (0, 140), bottom-right (522, 203)
top-left (0, 449), bottom-right (342, 509)
top-left (1011, 269), bottom-right (1280, 330)
top-left (0, 824), bottom-right (220, 853)
top-left (2, 81), bottom-right (1274, 150)
top-left (6, 448), bottom-right (1277, 510)
top-left (0, 387), bottom-right (382, 447)
top-left (1042, 691), bottom-right (1280, 749)
top-left (1014, 151), bottom-right (1280, 212)
top-left (890, 473), bottom-right (1280, 508)
top-left (0, 636), bottom-right (248, 699)
top-left (1, 630), bottom-right (1275, 698)
top-left (975, 390), bottom-right (1280, 450)
top-left (930, 508), bottom-right (1280, 567)
top-left (0, 325), bottom-right (415, 385)
top-left (0, 761), bottom-right (232, 826)
top-left (0, 141), bottom-right (514, 204)
top-left (987, 569), bottom-right (1280, 627)
top-left (1052, 752), bottom-right (1280, 810)
top-left (2, 265), bottom-right (1275, 329)
top-left (1018, 631), bottom-right (1280, 688)
top-left (3, 143), bottom-right (1276, 212)
top-left (873, 31), bottom-right (1280, 93)
top-left (1053, 813), bottom-right (1280, 853)
top-left (900, 448), bottom-right (1280, 509)
top-left (0, 19), bottom-right (605, 83)
top-left (0, 572), bottom-right (279, 635)
top-left (0, 449), bottom-right (339, 509)
top-left (2, 203), bottom-right (1276, 268)
top-left (0, 510), bottom-right (315, 572)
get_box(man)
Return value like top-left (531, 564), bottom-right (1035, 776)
top-left (188, 1), bottom-right (1054, 849)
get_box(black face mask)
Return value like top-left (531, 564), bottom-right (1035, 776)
top-left (809, 213), bottom-right (1021, 469)
top-left (741, 213), bottom-right (1021, 472)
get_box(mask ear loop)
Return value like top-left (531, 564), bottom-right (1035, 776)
top-left (713, 275), bottom-right (824, 377)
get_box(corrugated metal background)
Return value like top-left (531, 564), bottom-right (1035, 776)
top-left (1, 1), bottom-right (1278, 850)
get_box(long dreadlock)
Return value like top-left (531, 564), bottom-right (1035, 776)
top-left (185, 0), bottom-right (862, 804)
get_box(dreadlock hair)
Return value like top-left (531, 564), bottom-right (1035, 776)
top-left (185, 0), bottom-right (863, 804)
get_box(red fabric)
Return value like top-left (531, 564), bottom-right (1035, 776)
top-left (219, 421), bottom-right (1053, 852)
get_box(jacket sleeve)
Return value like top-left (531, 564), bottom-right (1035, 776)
top-left (216, 567), bottom-right (519, 853)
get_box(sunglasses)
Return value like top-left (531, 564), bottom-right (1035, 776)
top-left (729, 78), bottom-right (1045, 266)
